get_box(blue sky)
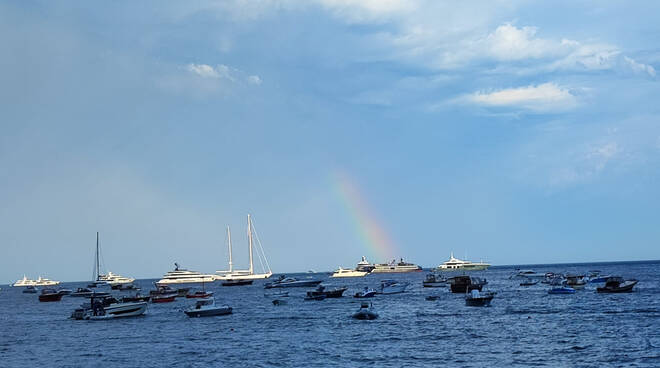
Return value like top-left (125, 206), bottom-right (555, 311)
top-left (1, 1), bottom-right (659, 282)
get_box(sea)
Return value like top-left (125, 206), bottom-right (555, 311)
top-left (1, 261), bottom-right (659, 367)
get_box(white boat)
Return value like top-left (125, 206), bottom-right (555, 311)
top-left (511, 270), bottom-right (546, 279)
top-left (355, 256), bottom-right (375, 272)
top-left (13, 275), bottom-right (60, 287)
top-left (157, 263), bottom-right (216, 285)
top-left (214, 215), bottom-right (273, 281)
top-left (377, 279), bottom-right (409, 294)
top-left (437, 253), bottom-right (490, 272)
top-left (91, 232), bottom-right (135, 286)
top-left (184, 297), bottom-right (232, 317)
top-left (370, 258), bottom-right (422, 273)
top-left (331, 267), bottom-right (368, 278)
top-left (71, 296), bottom-right (147, 320)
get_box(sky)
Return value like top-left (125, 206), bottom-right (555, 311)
top-left (1, 1), bottom-right (659, 283)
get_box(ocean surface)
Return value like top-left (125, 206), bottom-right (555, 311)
top-left (1, 261), bottom-right (659, 367)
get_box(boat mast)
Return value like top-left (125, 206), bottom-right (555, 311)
top-left (95, 232), bottom-right (100, 281)
top-left (247, 214), bottom-right (253, 275)
top-left (227, 226), bottom-right (233, 273)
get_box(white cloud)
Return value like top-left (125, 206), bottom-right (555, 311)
top-left (186, 63), bottom-right (220, 78)
top-left (464, 83), bottom-right (577, 112)
top-left (247, 75), bottom-right (262, 85)
top-left (485, 24), bottom-right (563, 61)
top-left (624, 56), bottom-right (656, 77)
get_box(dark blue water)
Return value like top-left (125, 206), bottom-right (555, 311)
top-left (1, 261), bottom-right (659, 367)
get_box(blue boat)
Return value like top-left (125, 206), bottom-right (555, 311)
top-left (548, 287), bottom-right (575, 294)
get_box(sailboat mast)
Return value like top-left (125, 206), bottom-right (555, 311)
top-left (248, 214), bottom-right (254, 274)
top-left (227, 226), bottom-right (233, 273)
top-left (95, 232), bottom-right (100, 281)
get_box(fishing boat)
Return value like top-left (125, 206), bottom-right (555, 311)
top-left (221, 279), bottom-right (254, 286)
top-left (331, 267), bottom-right (368, 278)
top-left (353, 287), bottom-right (377, 298)
top-left (437, 253), bottom-right (490, 272)
top-left (355, 256), bottom-right (375, 273)
top-left (371, 258), bottom-right (422, 273)
top-left (377, 280), bottom-right (409, 294)
top-left (447, 275), bottom-right (487, 293)
top-left (596, 277), bottom-right (638, 293)
top-left (71, 296), bottom-right (147, 320)
top-left (422, 273), bottom-right (447, 287)
top-left (157, 263), bottom-right (215, 286)
top-left (465, 289), bottom-right (496, 307)
top-left (352, 302), bottom-right (378, 320)
top-left (305, 285), bottom-right (347, 299)
top-left (38, 288), bottom-right (64, 302)
top-left (264, 275), bottom-right (323, 289)
top-left (214, 215), bottom-right (273, 281)
top-left (184, 298), bottom-right (232, 317)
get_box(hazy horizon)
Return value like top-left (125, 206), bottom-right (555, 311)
top-left (2, 1), bottom-right (660, 283)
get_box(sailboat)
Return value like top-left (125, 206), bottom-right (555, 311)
top-left (88, 232), bottom-right (135, 288)
top-left (214, 214), bottom-right (273, 281)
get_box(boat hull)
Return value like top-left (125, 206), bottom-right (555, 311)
top-left (39, 294), bottom-right (63, 302)
top-left (221, 280), bottom-right (254, 286)
top-left (465, 296), bottom-right (494, 307)
top-left (438, 265), bottom-right (490, 272)
top-left (548, 288), bottom-right (576, 294)
top-left (264, 280), bottom-right (323, 289)
top-left (597, 280), bottom-right (638, 293)
top-left (185, 307), bottom-right (232, 317)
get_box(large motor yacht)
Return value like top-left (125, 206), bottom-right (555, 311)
top-left (370, 258), bottom-right (422, 273)
top-left (331, 267), bottom-right (368, 278)
top-left (157, 263), bottom-right (216, 285)
top-left (437, 253), bottom-right (490, 272)
top-left (102, 271), bottom-right (136, 286)
top-left (13, 275), bottom-right (60, 287)
top-left (355, 256), bottom-right (375, 273)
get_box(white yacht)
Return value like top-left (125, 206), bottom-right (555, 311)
top-left (13, 275), bottom-right (37, 287)
top-left (214, 215), bottom-right (273, 281)
top-left (103, 271), bottom-right (136, 286)
top-left (371, 258), bottom-right (422, 273)
top-left (331, 267), bottom-right (368, 278)
top-left (157, 263), bottom-right (216, 285)
top-left (437, 253), bottom-right (490, 272)
top-left (14, 276), bottom-right (60, 287)
top-left (355, 256), bottom-right (375, 272)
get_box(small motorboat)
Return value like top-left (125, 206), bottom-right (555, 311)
top-left (589, 274), bottom-right (612, 284)
top-left (511, 270), bottom-right (546, 279)
top-left (184, 298), bottom-right (232, 317)
top-left (71, 296), bottom-right (147, 320)
top-left (23, 286), bottom-right (38, 294)
top-left (264, 275), bottom-right (324, 289)
top-left (121, 293), bottom-right (151, 303)
top-left (70, 288), bottom-right (94, 297)
top-left (352, 302), bottom-right (378, 320)
top-left (39, 288), bottom-right (64, 302)
top-left (565, 274), bottom-right (587, 290)
top-left (186, 290), bottom-right (214, 299)
top-left (548, 286), bottom-right (576, 294)
top-left (272, 299), bottom-right (288, 306)
top-left (422, 273), bottom-right (447, 287)
top-left (465, 289), bottom-right (495, 307)
top-left (305, 285), bottom-right (347, 299)
top-left (149, 285), bottom-right (178, 298)
top-left (520, 278), bottom-right (539, 286)
top-left (353, 287), bottom-right (377, 298)
top-left (378, 280), bottom-right (409, 294)
top-left (448, 276), bottom-right (487, 293)
top-left (596, 277), bottom-right (638, 293)
top-left (115, 283), bottom-right (139, 291)
top-left (222, 279), bottom-right (254, 286)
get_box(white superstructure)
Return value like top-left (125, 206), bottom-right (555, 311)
top-left (370, 258), bottom-right (422, 273)
top-left (437, 253), bottom-right (490, 272)
top-left (13, 275), bottom-right (60, 287)
top-left (103, 271), bottom-right (135, 286)
top-left (157, 263), bottom-right (216, 285)
top-left (214, 214), bottom-right (273, 281)
top-left (331, 267), bottom-right (368, 278)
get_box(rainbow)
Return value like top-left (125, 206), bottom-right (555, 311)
top-left (332, 170), bottom-right (397, 262)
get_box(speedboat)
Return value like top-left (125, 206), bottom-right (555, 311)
top-left (70, 288), bottom-right (94, 297)
top-left (263, 275), bottom-right (323, 289)
top-left (38, 288), bottom-right (64, 302)
top-left (352, 302), bottom-right (378, 320)
top-left (437, 253), bottom-right (490, 272)
top-left (23, 286), bottom-right (38, 294)
top-left (465, 289), bottom-right (496, 307)
top-left (184, 298), bottom-right (232, 317)
top-left (371, 258), bottom-right (422, 273)
top-left (305, 285), bottom-right (347, 299)
top-left (355, 256), bottom-right (375, 273)
top-left (377, 280), bottom-right (409, 294)
top-left (511, 270), bottom-right (546, 279)
top-left (422, 273), bottom-right (447, 287)
top-left (565, 274), bottom-right (587, 290)
top-left (186, 290), bottom-right (214, 298)
top-left (596, 277), bottom-right (638, 293)
top-left (157, 263), bottom-right (216, 286)
top-left (354, 287), bottom-right (377, 298)
top-left (71, 296), bottom-right (147, 320)
top-left (331, 267), bottom-right (368, 278)
top-left (548, 286), bottom-right (576, 294)
top-left (447, 276), bottom-right (487, 293)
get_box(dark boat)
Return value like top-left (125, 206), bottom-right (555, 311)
top-left (272, 299), bottom-right (288, 306)
top-left (112, 283), bottom-right (139, 291)
top-left (186, 290), bottom-right (214, 299)
top-left (70, 288), bottom-right (94, 297)
top-left (149, 285), bottom-right (178, 297)
top-left (221, 279), bottom-right (254, 287)
top-left (352, 302), bottom-right (378, 320)
top-left (121, 293), bottom-right (151, 303)
top-left (184, 298), bottom-right (232, 317)
top-left (304, 294), bottom-right (326, 301)
top-left (448, 276), bottom-right (487, 293)
top-left (597, 277), bottom-right (638, 293)
top-left (38, 288), bottom-right (64, 302)
top-left (465, 290), bottom-right (495, 306)
top-left (306, 285), bottom-right (347, 299)
top-left (152, 295), bottom-right (176, 303)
